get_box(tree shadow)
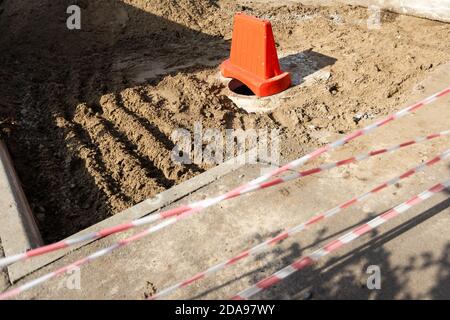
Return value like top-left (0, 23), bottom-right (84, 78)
top-left (428, 169), bottom-right (450, 299)
top-left (258, 195), bottom-right (450, 300)
top-left (187, 229), bottom-right (303, 300)
top-left (188, 190), bottom-right (450, 300)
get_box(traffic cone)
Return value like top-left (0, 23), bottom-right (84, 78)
top-left (221, 13), bottom-right (291, 97)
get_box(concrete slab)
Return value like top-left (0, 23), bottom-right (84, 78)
top-left (9, 62), bottom-right (450, 299)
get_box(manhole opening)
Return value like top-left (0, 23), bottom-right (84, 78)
top-left (228, 79), bottom-right (256, 96)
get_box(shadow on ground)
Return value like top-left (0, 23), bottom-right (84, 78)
top-left (229, 49), bottom-right (337, 95)
top-left (191, 186), bottom-right (450, 300)
top-left (281, 49), bottom-right (337, 86)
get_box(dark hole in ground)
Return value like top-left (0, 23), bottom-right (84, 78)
top-left (228, 79), bottom-right (255, 96)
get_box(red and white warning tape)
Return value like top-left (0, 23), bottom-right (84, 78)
top-left (1, 128), bottom-right (448, 269)
top-left (150, 148), bottom-right (450, 299)
top-left (1, 147), bottom-right (448, 300)
top-left (0, 87), bottom-right (449, 299)
top-left (232, 177), bottom-right (450, 300)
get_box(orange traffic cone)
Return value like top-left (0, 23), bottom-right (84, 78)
top-left (221, 13), bottom-right (291, 97)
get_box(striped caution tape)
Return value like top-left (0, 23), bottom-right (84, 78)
top-left (232, 177), bottom-right (450, 300)
top-left (1, 129), bottom-right (448, 269)
top-left (150, 148), bottom-right (450, 299)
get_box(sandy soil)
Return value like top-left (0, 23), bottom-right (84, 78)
top-left (0, 0), bottom-right (449, 242)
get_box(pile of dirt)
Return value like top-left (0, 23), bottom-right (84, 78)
top-left (0, 0), bottom-right (449, 242)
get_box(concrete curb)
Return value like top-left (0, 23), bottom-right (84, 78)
top-left (0, 141), bottom-right (43, 283)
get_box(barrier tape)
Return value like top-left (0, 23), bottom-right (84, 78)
top-left (0, 87), bottom-right (448, 299)
top-left (232, 177), bottom-right (450, 300)
top-left (1, 129), bottom-right (448, 269)
top-left (150, 148), bottom-right (450, 299)
top-left (1, 147), bottom-right (449, 300)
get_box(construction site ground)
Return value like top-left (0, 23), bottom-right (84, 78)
top-left (3, 62), bottom-right (449, 299)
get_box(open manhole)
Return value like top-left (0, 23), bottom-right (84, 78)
top-left (228, 79), bottom-right (255, 96)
